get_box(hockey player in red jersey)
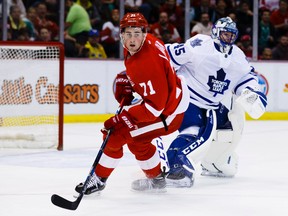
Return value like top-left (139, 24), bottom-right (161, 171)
top-left (75, 12), bottom-right (189, 193)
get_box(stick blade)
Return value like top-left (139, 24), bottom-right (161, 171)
top-left (51, 194), bottom-right (81, 210)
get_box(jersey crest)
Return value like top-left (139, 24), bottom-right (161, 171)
top-left (190, 38), bottom-right (203, 48)
top-left (207, 68), bottom-right (230, 96)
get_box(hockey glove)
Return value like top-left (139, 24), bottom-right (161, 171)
top-left (114, 73), bottom-right (134, 106)
top-left (236, 87), bottom-right (267, 119)
top-left (104, 110), bottom-right (137, 131)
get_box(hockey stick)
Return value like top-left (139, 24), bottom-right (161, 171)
top-left (51, 99), bottom-right (125, 210)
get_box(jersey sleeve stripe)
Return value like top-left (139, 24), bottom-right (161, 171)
top-left (166, 45), bottom-right (181, 66)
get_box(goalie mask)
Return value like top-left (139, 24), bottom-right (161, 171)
top-left (211, 17), bottom-right (238, 54)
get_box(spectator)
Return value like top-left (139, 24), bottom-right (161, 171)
top-left (83, 29), bottom-right (107, 59)
top-left (23, 0), bottom-right (39, 9)
top-left (258, 9), bottom-right (276, 53)
top-left (145, 0), bottom-right (162, 23)
top-left (76, 0), bottom-right (102, 30)
top-left (270, 0), bottom-right (288, 40)
top-left (43, 0), bottom-right (59, 23)
top-left (101, 8), bottom-right (120, 58)
top-left (161, 29), bottom-right (173, 43)
top-left (7, 0), bottom-right (26, 18)
top-left (159, 0), bottom-right (185, 39)
top-left (190, 12), bottom-right (213, 36)
top-left (22, 7), bottom-right (37, 40)
top-left (214, 0), bottom-right (229, 21)
top-left (150, 11), bottom-right (182, 43)
top-left (33, 2), bottom-right (59, 40)
top-left (99, 0), bottom-right (117, 23)
top-left (64, 33), bottom-right (78, 57)
top-left (24, 6), bottom-right (37, 24)
top-left (260, 47), bottom-right (273, 60)
top-left (228, 11), bottom-right (237, 22)
top-left (124, 0), bottom-right (152, 21)
top-left (16, 28), bottom-right (30, 41)
top-left (237, 34), bottom-right (253, 59)
top-left (260, 0), bottom-right (280, 12)
top-left (37, 27), bottom-right (53, 42)
top-left (65, 0), bottom-right (92, 57)
top-left (272, 35), bottom-right (288, 59)
top-left (7, 5), bottom-right (28, 41)
top-left (192, 0), bottom-right (216, 25)
top-left (235, 0), bottom-right (253, 39)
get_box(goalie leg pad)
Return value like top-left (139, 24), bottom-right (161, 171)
top-left (166, 110), bottom-right (217, 187)
top-left (201, 101), bottom-right (244, 177)
top-left (201, 152), bottom-right (238, 177)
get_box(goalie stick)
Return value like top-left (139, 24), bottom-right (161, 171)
top-left (51, 99), bottom-right (125, 210)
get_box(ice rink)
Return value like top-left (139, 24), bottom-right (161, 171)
top-left (1, 120), bottom-right (288, 216)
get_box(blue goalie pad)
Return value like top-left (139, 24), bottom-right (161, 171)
top-left (166, 109), bottom-right (216, 180)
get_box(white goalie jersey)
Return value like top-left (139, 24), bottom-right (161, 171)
top-left (165, 34), bottom-right (260, 110)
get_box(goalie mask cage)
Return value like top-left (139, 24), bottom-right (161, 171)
top-left (0, 41), bottom-right (64, 150)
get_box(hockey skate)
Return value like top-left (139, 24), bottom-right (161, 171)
top-left (131, 173), bottom-right (166, 193)
top-left (75, 172), bottom-right (107, 195)
top-left (166, 164), bottom-right (194, 188)
top-left (166, 153), bottom-right (194, 188)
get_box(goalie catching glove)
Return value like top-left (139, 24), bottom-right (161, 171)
top-left (236, 87), bottom-right (267, 119)
top-left (114, 73), bottom-right (134, 106)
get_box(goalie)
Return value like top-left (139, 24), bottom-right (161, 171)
top-left (164, 17), bottom-right (268, 187)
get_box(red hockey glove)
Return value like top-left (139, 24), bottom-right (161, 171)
top-left (104, 110), bottom-right (137, 131)
top-left (114, 73), bottom-right (134, 106)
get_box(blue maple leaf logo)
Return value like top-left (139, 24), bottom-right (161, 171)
top-left (207, 68), bottom-right (230, 96)
top-left (190, 38), bottom-right (203, 48)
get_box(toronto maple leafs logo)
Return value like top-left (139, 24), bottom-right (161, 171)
top-left (190, 38), bottom-right (203, 48)
top-left (207, 68), bottom-right (230, 96)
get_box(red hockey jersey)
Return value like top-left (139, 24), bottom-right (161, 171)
top-left (124, 33), bottom-right (188, 124)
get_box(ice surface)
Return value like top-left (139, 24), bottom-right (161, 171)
top-left (0, 121), bottom-right (288, 216)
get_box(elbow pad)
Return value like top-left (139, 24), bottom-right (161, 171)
top-left (236, 87), bottom-right (267, 119)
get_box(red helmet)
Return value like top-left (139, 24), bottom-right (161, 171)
top-left (120, 13), bottom-right (148, 31)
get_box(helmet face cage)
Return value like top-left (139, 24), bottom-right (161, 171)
top-left (211, 17), bottom-right (238, 53)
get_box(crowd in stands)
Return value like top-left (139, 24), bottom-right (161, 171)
top-left (1, 0), bottom-right (288, 60)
